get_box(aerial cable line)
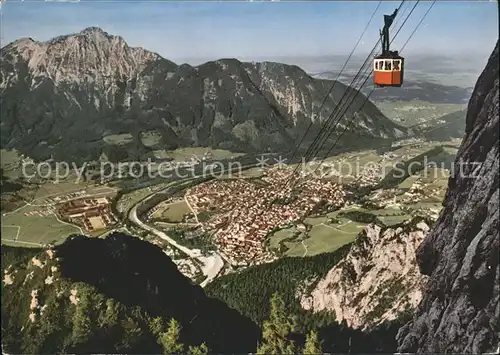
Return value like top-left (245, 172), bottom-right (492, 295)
top-left (301, 38), bottom-right (383, 162)
top-left (283, 0), bottom-right (417, 188)
top-left (400, 0), bottom-right (436, 52)
top-left (295, 41), bottom-right (380, 168)
top-left (296, 46), bottom-right (377, 172)
top-left (308, 0), bottom-right (420, 163)
top-left (284, 45), bottom-right (379, 187)
top-left (391, 0), bottom-right (410, 32)
top-left (289, 1), bottom-right (397, 168)
top-left (286, 0), bottom-right (407, 181)
top-left (306, 0), bottom-right (420, 167)
top-left (288, 0), bottom-right (383, 163)
top-left (311, 0), bottom-right (435, 176)
top-left (266, 0), bottom-right (430, 233)
top-left (310, 0), bottom-right (421, 170)
top-left (294, 25), bottom-right (391, 166)
top-left (287, 28), bottom-right (389, 181)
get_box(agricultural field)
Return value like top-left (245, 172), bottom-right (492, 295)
top-left (33, 182), bottom-right (86, 200)
top-left (376, 100), bottom-right (466, 127)
top-left (1, 184), bottom-right (38, 213)
top-left (268, 227), bottom-right (299, 251)
top-left (307, 141), bottom-right (449, 180)
top-left (140, 131), bottom-right (162, 147)
top-left (1, 149), bottom-right (23, 180)
top-left (265, 195), bottom-right (420, 258)
top-left (151, 200), bottom-right (192, 223)
top-left (370, 207), bottom-right (412, 226)
top-left (419, 167), bottom-right (451, 185)
top-left (214, 166), bottom-right (265, 180)
top-left (266, 211), bottom-right (367, 258)
top-left (1, 205), bottom-right (81, 247)
top-left (270, 140), bottom-right (457, 185)
top-left (153, 221), bottom-right (181, 230)
top-left (1, 149), bottom-right (94, 184)
top-left (30, 185), bottom-right (117, 208)
top-left (102, 133), bottom-right (134, 145)
top-left (152, 147), bottom-right (245, 162)
top-left (1, 225), bottom-right (20, 240)
top-left (241, 142), bottom-right (455, 259)
top-left (238, 167), bottom-right (266, 179)
top-left (116, 182), bottom-right (171, 214)
top-left (398, 175), bottom-right (420, 189)
top-left (289, 224), bottom-right (360, 257)
top-left (1, 176), bottom-right (121, 247)
top-left (395, 167), bottom-right (450, 204)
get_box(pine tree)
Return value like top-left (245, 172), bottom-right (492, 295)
top-left (188, 343), bottom-right (209, 355)
top-left (303, 330), bottom-right (322, 354)
top-left (156, 318), bottom-right (209, 355)
top-left (71, 289), bottom-right (93, 345)
top-left (256, 293), bottom-right (296, 354)
top-left (149, 316), bottom-right (166, 337)
top-left (157, 318), bottom-right (184, 355)
top-left (99, 299), bottom-right (120, 328)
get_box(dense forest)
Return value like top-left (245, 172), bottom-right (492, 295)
top-left (205, 246), bottom-right (351, 328)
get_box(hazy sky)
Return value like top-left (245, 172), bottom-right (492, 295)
top-left (1, 0), bottom-right (498, 64)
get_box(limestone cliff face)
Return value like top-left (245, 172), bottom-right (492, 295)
top-left (300, 218), bottom-right (430, 330)
top-left (397, 41), bottom-right (499, 353)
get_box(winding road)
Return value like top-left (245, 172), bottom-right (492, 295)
top-left (128, 186), bottom-right (224, 288)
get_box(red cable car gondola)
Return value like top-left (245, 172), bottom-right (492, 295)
top-left (374, 8), bottom-right (404, 88)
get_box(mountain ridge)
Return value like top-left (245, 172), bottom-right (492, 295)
top-left (1, 27), bottom-right (406, 163)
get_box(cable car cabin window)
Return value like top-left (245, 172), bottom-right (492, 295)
top-left (375, 59), bottom-right (386, 71)
top-left (393, 60), bottom-right (401, 71)
top-left (385, 60), bottom-right (392, 71)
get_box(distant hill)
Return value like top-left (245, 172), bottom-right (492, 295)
top-left (411, 109), bottom-right (467, 141)
top-left (0, 28), bottom-right (406, 164)
top-left (376, 146), bottom-right (454, 190)
top-left (312, 72), bottom-right (472, 105)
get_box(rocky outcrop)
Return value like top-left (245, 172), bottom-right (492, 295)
top-left (300, 218), bottom-right (430, 329)
top-left (0, 27), bottom-right (405, 163)
top-left (397, 41), bottom-right (499, 353)
top-left (0, 27), bottom-right (160, 89)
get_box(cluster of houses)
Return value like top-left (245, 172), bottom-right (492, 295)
top-left (353, 165), bottom-right (384, 187)
top-left (184, 167), bottom-right (347, 266)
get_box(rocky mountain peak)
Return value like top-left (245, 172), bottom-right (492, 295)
top-left (2, 27), bottom-right (160, 87)
top-left (1, 37), bottom-right (39, 60)
top-left (49, 26), bottom-right (114, 44)
top-left (79, 26), bottom-right (109, 36)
